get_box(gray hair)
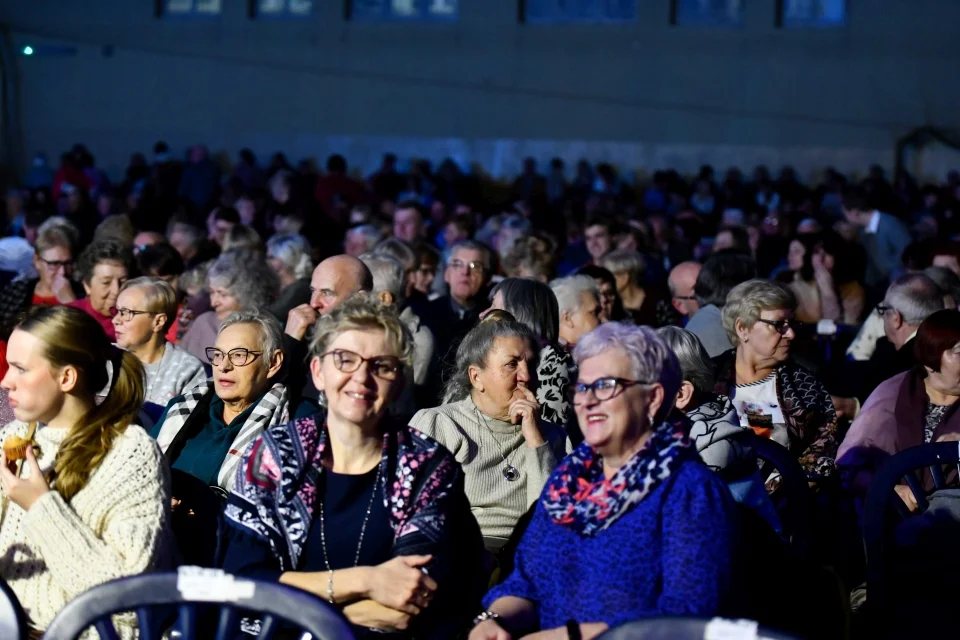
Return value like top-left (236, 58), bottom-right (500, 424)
top-left (489, 277), bottom-right (559, 343)
top-left (597, 249), bottom-right (645, 285)
top-left (721, 279), bottom-right (796, 346)
top-left (550, 274), bottom-right (600, 316)
top-left (374, 237), bottom-right (418, 272)
top-left (207, 250), bottom-right (280, 309)
top-left (359, 252), bottom-right (406, 307)
top-left (266, 233), bottom-right (313, 280)
top-left (218, 308), bottom-right (284, 372)
top-left (347, 225), bottom-right (384, 255)
top-left (446, 239), bottom-right (493, 271)
top-left (573, 322), bottom-right (681, 423)
top-left (886, 273), bottom-right (945, 326)
top-left (655, 326), bottom-right (715, 394)
top-left (443, 319), bottom-right (537, 404)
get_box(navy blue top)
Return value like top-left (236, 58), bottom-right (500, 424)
top-left (484, 460), bottom-right (738, 631)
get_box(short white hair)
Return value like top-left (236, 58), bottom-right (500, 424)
top-left (359, 252), bottom-right (406, 306)
top-left (266, 233), bottom-right (313, 280)
top-left (550, 274), bottom-right (599, 316)
top-left (347, 225), bottom-right (384, 254)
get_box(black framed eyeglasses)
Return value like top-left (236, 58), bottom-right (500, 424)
top-left (37, 256), bottom-right (73, 270)
top-left (111, 307), bottom-right (153, 322)
top-left (320, 349), bottom-right (403, 381)
top-left (875, 302), bottom-right (895, 316)
top-left (447, 259), bottom-right (485, 274)
top-left (205, 347), bottom-right (263, 368)
top-left (570, 377), bottom-right (649, 404)
top-left (756, 318), bottom-right (802, 335)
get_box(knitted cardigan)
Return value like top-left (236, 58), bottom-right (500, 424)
top-left (0, 422), bottom-right (175, 634)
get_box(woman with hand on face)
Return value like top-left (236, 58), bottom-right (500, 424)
top-left (0, 305), bottom-right (174, 636)
top-left (221, 295), bottom-right (484, 638)
top-left (410, 316), bottom-right (568, 553)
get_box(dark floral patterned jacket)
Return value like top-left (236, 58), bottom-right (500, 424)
top-left (712, 350), bottom-right (839, 481)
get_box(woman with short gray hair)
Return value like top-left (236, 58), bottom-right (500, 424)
top-left (179, 250), bottom-right (280, 362)
top-left (151, 308), bottom-right (291, 492)
top-left (597, 249), bottom-right (659, 326)
top-left (473, 322), bottom-right (737, 638)
top-left (265, 233), bottom-right (314, 323)
top-left (715, 279), bottom-right (838, 485)
top-left (410, 316), bottom-right (568, 552)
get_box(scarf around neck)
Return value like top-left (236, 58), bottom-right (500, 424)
top-left (542, 420), bottom-right (694, 536)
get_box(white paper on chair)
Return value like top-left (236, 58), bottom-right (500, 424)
top-left (176, 566), bottom-right (256, 602)
top-left (704, 617), bottom-right (759, 640)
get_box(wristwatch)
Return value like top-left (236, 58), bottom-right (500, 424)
top-left (471, 610), bottom-right (501, 627)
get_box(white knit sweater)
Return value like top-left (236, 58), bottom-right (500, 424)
top-left (0, 421), bottom-right (175, 634)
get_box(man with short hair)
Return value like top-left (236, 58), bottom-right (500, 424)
top-left (583, 217), bottom-right (613, 264)
top-left (393, 201), bottom-right (426, 245)
top-left (668, 261), bottom-right (702, 320)
top-left (842, 185), bottom-right (910, 293)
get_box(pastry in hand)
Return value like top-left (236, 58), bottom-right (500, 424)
top-left (3, 436), bottom-right (30, 461)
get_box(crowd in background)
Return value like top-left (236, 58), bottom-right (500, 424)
top-left (0, 141), bottom-right (959, 638)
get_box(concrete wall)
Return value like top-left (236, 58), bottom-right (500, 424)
top-left (2, 0), bottom-right (959, 180)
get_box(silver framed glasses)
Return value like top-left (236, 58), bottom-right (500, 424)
top-left (205, 347), bottom-right (263, 368)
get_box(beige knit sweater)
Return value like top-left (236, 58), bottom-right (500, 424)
top-left (410, 397), bottom-right (568, 543)
top-left (0, 421), bottom-right (175, 635)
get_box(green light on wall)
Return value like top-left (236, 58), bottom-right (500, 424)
top-left (22, 46), bottom-right (34, 55)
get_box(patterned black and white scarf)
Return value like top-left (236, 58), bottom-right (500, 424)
top-left (155, 380), bottom-right (290, 490)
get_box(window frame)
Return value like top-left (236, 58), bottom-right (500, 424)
top-left (775, 0), bottom-right (847, 29)
top-left (346, 0), bottom-right (460, 23)
top-left (670, 0), bottom-right (745, 27)
top-left (248, 0), bottom-right (316, 19)
top-left (155, 0), bottom-right (223, 19)
top-left (519, 0), bottom-right (639, 25)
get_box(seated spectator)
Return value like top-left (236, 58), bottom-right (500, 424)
top-left (222, 223), bottom-right (264, 255)
top-left (713, 225), bottom-right (751, 254)
top-left (0, 305), bottom-right (174, 634)
top-left (0, 219), bottom-right (80, 340)
top-left (222, 296), bottom-right (485, 638)
top-left (484, 277), bottom-right (572, 425)
top-left (685, 250), bottom-right (757, 357)
top-left (167, 218), bottom-right (214, 270)
top-left (578, 264), bottom-right (626, 322)
top-left (410, 318), bottom-right (567, 552)
top-left (374, 236), bottom-right (420, 301)
top-left (152, 309), bottom-right (289, 491)
top-left (412, 243), bottom-right (440, 299)
top-left (112, 277), bottom-right (206, 412)
top-left (472, 323), bottom-right (737, 638)
top-left (838, 309), bottom-right (960, 507)
top-left (597, 249), bottom-right (660, 327)
top-left (668, 261), bottom-right (702, 322)
top-left (208, 207), bottom-right (240, 249)
top-left (68, 239), bottom-right (136, 341)
top-left (785, 232), bottom-right (865, 325)
top-left (180, 250), bottom-right (280, 362)
top-left (551, 274), bottom-right (603, 352)
top-left (345, 224), bottom-right (385, 258)
top-left (924, 265), bottom-right (960, 309)
top-left (713, 279), bottom-right (838, 486)
top-left (265, 233), bottom-right (314, 323)
top-left (136, 242), bottom-right (186, 341)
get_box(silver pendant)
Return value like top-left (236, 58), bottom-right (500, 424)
top-left (503, 465), bottom-right (520, 482)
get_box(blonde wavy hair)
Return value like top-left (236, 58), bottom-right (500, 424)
top-left (309, 293), bottom-right (414, 371)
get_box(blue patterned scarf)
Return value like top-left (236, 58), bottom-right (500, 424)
top-left (542, 421), bottom-right (695, 536)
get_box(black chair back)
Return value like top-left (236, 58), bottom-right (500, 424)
top-left (0, 576), bottom-right (27, 640)
top-left (746, 434), bottom-right (812, 557)
top-left (598, 616), bottom-right (800, 640)
top-left (43, 568), bottom-right (355, 640)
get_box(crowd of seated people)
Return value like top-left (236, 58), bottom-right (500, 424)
top-left (0, 142), bottom-right (959, 637)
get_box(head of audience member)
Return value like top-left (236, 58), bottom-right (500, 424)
top-left (221, 224), bottom-right (263, 255)
top-left (269, 170), bottom-right (292, 205)
top-left (656, 326), bottom-right (716, 413)
top-left (597, 249), bottom-right (646, 304)
top-left (112, 277), bottom-right (178, 357)
top-left (134, 231), bottom-right (166, 252)
top-left (273, 210), bottom-right (305, 236)
top-left (208, 309), bottom-right (285, 416)
top-left (309, 255), bottom-right (375, 316)
top-left (136, 242), bottom-right (185, 292)
top-left (694, 250), bottom-right (758, 310)
top-left (915, 309), bottom-right (960, 401)
top-left (442, 318), bottom-right (538, 420)
top-left (841, 186), bottom-right (874, 228)
top-left (443, 214), bottom-right (474, 249)
top-left (393, 201), bottom-right (426, 244)
top-left (94, 214), bottom-right (136, 247)
top-left (879, 274), bottom-right (945, 351)
top-left (22, 209), bottom-right (49, 247)
top-left (444, 240), bottom-right (492, 307)
top-left (309, 295), bottom-right (412, 433)
top-left (501, 236), bottom-right (555, 283)
top-left (33, 221), bottom-right (78, 295)
top-left (207, 250), bottom-right (280, 322)
top-left (167, 220), bottom-right (205, 263)
top-left (235, 194), bottom-right (257, 227)
top-left (482, 277), bottom-right (559, 344)
top-left (266, 233), bottom-right (313, 289)
top-left (577, 264), bottom-right (622, 323)
top-left (550, 275), bottom-right (603, 348)
top-left (924, 266), bottom-right (960, 310)
top-left (723, 279), bottom-right (799, 370)
top-left (76, 240), bottom-right (136, 317)
top-left (713, 226), bottom-right (751, 254)
top-left (209, 207), bottom-right (240, 248)
top-left (572, 323), bottom-right (682, 470)
top-left (668, 261), bottom-right (702, 318)
top-left (374, 237), bottom-right (419, 299)
top-left (583, 217), bottom-right (614, 263)
top-left (345, 224), bottom-right (385, 258)
top-left (413, 244), bottom-right (440, 296)
top-left (359, 253), bottom-right (407, 309)
top-left (931, 243), bottom-right (960, 277)
top-left (2, 305), bottom-right (145, 500)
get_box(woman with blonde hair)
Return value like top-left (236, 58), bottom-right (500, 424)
top-left (0, 305), bottom-right (174, 636)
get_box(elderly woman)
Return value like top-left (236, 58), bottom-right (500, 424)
top-left (482, 277), bottom-right (573, 425)
top-left (265, 233), bottom-right (314, 323)
top-left (839, 309), bottom-right (960, 508)
top-left (713, 279), bottom-right (838, 485)
top-left (221, 295), bottom-right (484, 638)
top-left (151, 309), bottom-right (289, 491)
top-left (112, 277), bottom-right (206, 412)
top-left (0, 219), bottom-right (80, 340)
top-left (470, 323), bottom-right (737, 639)
top-left (179, 250), bottom-right (280, 362)
top-left (410, 318), bottom-right (568, 552)
top-left (68, 238), bottom-right (136, 341)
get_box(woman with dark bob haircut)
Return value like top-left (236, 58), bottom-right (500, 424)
top-left (839, 308), bottom-right (960, 509)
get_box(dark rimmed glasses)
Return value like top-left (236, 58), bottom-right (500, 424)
top-left (570, 377), bottom-right (649, 404)
top-left (111, 307), bottom-right (153, 322)
top-left (206, 347), bottom-right (263, 368)
top-left (320, 349), bottom-right (403, 381)
top-left (36, 256), bottom-right (73, 271)
top-left (875, 302), bottom-right (895, 317)
top-left (447, 259), bottom-right (485, 274)
top-left (756, 318), bottom-right (802, 336)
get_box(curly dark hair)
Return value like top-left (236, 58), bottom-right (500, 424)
top-left (75, 239), bottom-right (137, 284)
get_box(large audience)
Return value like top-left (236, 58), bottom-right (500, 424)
top-left (0, 143), bottom-right (959, 637)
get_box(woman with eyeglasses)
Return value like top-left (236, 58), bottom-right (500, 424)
top-left (112, 277), bottom-right (206, 412)
top-left (470, 323), bottom-right (737, 640)
top-left (713, 279), bottom-right (839, 486)
top-left (221, 295), bottom-right (485, 638)
top-left (410, 316), bottom-right (568, 553)
top-left (150, 309), bottom-right (295, 491)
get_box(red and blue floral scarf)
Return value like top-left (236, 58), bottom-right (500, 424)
top-left (542, 421), bottom-right (695, 536)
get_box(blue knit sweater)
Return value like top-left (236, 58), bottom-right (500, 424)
top-left (484, 459), bottom-right (738, 631)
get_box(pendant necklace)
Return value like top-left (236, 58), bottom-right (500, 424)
top-left (475, 406), bottom-right (521, 482)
